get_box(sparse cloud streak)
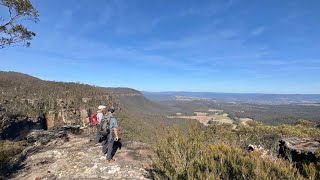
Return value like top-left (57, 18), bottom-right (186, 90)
top-left (250, 26), bottom-right (265, 36)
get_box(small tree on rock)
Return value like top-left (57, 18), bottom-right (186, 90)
top-left (0, 0), bottom-right (39, 49)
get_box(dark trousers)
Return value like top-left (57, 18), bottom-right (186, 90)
top-left (102, 132), bottom-right (114, 160)
top-left (95, 125), bottom-right (101, 143)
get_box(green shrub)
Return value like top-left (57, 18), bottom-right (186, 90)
top-left (150, 124), bottom-right (305, 180)
top-left (298, 162), bottom-right (320, 180)
top-left (295, 119), bottom-right (317, 127)
top-left (205, 123), bottom-right (239, 146)
top-left (150, 124), bottom-right (207, 179)
top-left (235, 120), bottom-right (320, 151)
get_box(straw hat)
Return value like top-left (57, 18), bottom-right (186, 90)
top-left (98, 105), bottom-right (107, 110)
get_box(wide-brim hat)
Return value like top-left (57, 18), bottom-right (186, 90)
top-left (98, 105), bottom-right (107, 110)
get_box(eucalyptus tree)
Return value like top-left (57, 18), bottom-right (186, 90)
top-left (0, 0), bottom-right (38, 49)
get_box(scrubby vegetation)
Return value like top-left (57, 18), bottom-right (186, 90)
top-left (234, 120), bottom-right (320, 151)
top-left (118, 111), bottom-right (194, 143)
top-left (295, 119), bottom-right (318, 127)
top-left (0, 140), bottom-right (26, 174)
top-left (150, 122), bottom-right (320, 179)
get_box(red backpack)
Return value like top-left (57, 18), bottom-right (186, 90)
top-left (91, 112), bottom-right (99, 125)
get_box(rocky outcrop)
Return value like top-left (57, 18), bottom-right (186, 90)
top-left (80, 109), bottom-right (89, 126)
top-left (0, 118), bottom-right (36, 140)
top-left (46, 111), bottom-right (56, 130)
top-left (0, 72), bottom-right (121, 134)
top-left (2, 129), bottom-right (70, 177)
top-left (279, 138), bottom-right (320, 163)
top-left (25, 126), bottom-right (83, 145)
top-left (10, 134), bottom-right (151, 179)
top-left (26, 129), bottom-right (67, 145)
top-left (1, 95), bottom-right (120, 132)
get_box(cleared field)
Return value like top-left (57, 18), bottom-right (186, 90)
top-left (168, 109), bottom-right (234, 126)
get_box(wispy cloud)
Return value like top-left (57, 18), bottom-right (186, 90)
top-left (256, 60), bottom-right (293, 66)
top-left (53, 9), bottom-right (75, 31)
top-left (179, 0), bottom-right (236, 17)
top-left (250, 26), bottom-right (266, 36)
top-left (143, 28), bottom-right (242, 51)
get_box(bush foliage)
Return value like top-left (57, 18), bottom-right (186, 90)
top-left (150, 123), bottom-right (320, 180)
top-left (0, 140), bottom-right (26, 172)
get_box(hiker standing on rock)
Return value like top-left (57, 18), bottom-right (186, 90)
top-left (102, 107), bottom-right (119, 163)
top-left (95, 105), bottom-right (107, 145)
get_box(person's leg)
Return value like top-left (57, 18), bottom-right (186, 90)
top-left (106, 132), bottom-right (114, 160)
top-left (95, 125), bottom-right (101, 143)
top-left (102, 138), bottom-right (108, 154)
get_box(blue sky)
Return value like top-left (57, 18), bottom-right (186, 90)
top-left (1, 0), bottom-right (320, 93)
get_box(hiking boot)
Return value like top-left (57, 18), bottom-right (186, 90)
top-left (107, 159), bottom-right (115, 163)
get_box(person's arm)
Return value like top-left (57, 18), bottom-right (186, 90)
top-left (114, 128), bottom-right (119, 141)
top-left (111, 117), bottom-right (119, 141)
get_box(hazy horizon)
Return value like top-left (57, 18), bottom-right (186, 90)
top-left (3, 71), bottom-right (320, 95)
top-left (143, 90), bottom-right (320, 95)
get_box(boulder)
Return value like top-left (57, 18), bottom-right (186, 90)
top-left (59, 125), bottom-right (83, 134)
top-left (279, 138), bottom-right (320, 163)
top-left (26, 130), bottom-right (67, 145)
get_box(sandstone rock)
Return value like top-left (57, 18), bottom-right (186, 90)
top-left (11, 135), bottom-right (151, 179)
top-left (46, 111), bottom-right (55, 129)
top-left (26, 130), bottom-right (67, 144)
top-left (59, 125), bottom-right (83, 134)
top-left (279, 138), bottom-right (320, 163)
top-left (80, 109), bottom-right (89, 126)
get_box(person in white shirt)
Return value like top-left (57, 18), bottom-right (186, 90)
top-left (95, 105), bottom-right (106, 145)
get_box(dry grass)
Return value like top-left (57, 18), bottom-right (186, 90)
top-left (0, 140), bottom-right (26, 172)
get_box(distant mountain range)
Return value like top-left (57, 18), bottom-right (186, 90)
top-left (143, 91), bottom-right (320, 105)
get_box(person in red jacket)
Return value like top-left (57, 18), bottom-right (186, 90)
top-left (95, 105), bottom-right (106, 145)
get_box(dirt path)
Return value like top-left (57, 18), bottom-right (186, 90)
top-left (10, 134), bottom-right (151, 180)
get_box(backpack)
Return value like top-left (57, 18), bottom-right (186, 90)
top-left (91, 112), bottom-right (99, 125)
top-left (99, 116), bottom-right (110, 136)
